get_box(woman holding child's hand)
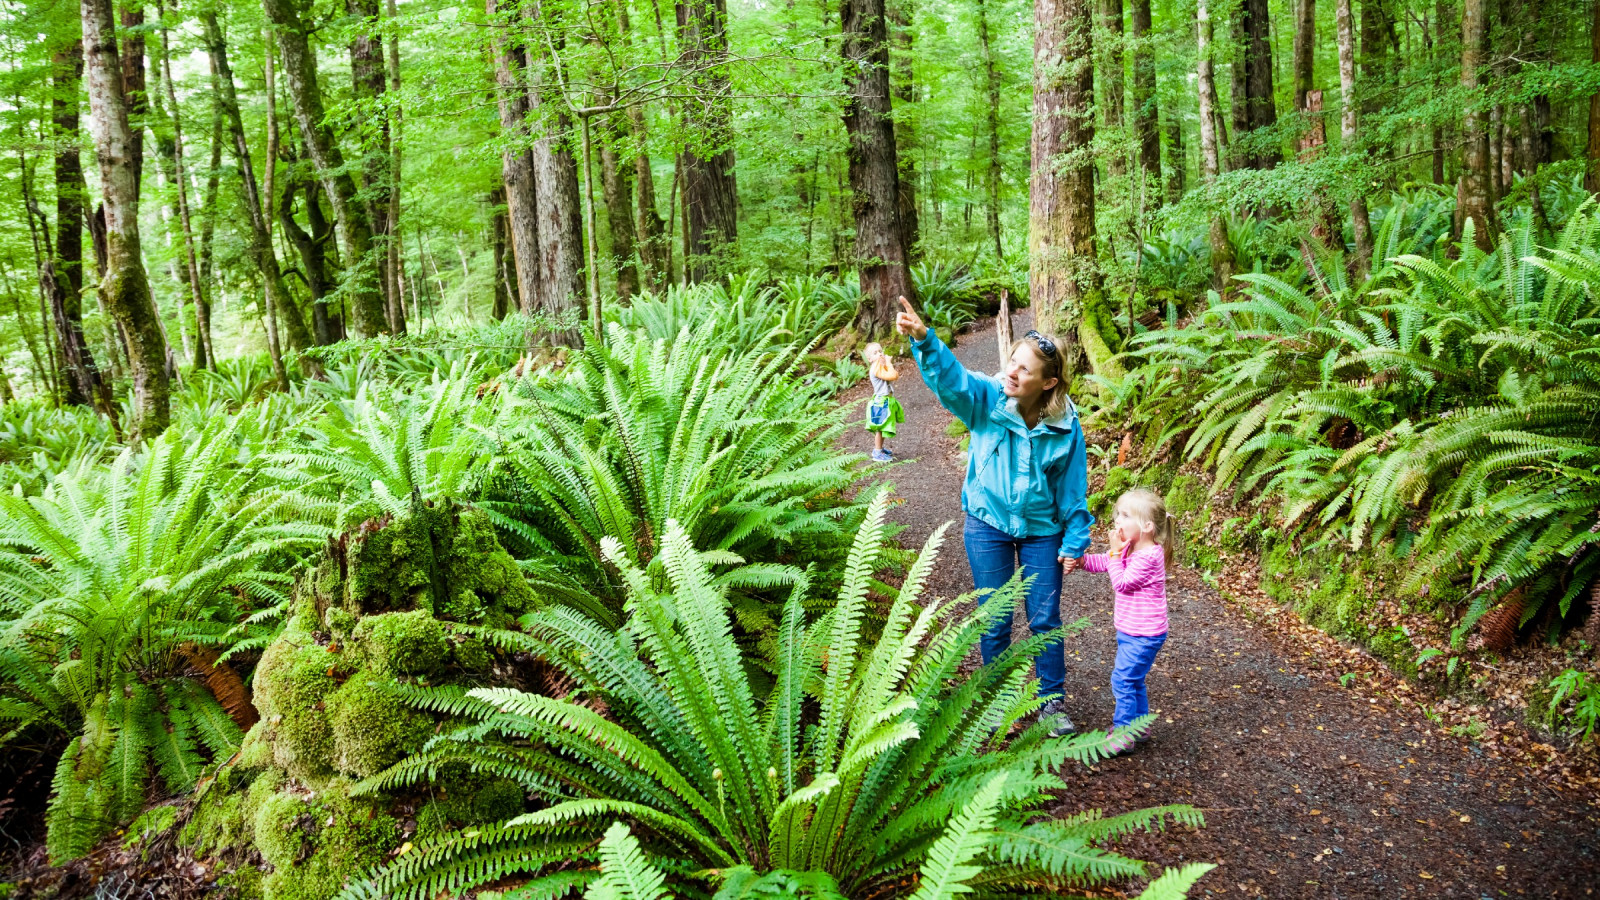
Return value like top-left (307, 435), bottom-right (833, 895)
top-left (895, 296), bottom-right (1092, 738)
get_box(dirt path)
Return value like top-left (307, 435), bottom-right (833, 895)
top-left (838, 316), bottom-right (1600, 899)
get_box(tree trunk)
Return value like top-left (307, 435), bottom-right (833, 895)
top-left (83, 0), bottom-right (168, 439)
top-left (1237, 0), bottom-right (1279, 169)
top-left (1456, 0), bottom-right (1495, 247)
top-left (281, 178), bottom-right (339, 343)
top-left (890, 0), bottom-right (921, 262)
top-left (491, 187), bottom-right (511, 319)
top-left (49, 39), bottom-right (113, 417)
top-left (630, 106), bottom-right (670, 291)
top-left (524, 45), bottom-right (585, 339)
top-left (156, 10), bottom-right (211, 370)
top-left (119, 3), bottom-right (146, 206)
top-left (202, 11), bottom-right (314, 365)
top-left (1100, 0), bottom-right (1126, 177)
top-left (1359, 0), bottom-right (1393, 118)
top-left (1197, 0), bottom-right (1234, 287)
top-left (1588, 0), bottom-right (1600, 194)
top-left (1030, 0), bottom-right (1097, 338)
top-left (1130, 0), bottom-right (1160, 196)
top-left (844, 0), bottom-right (916, 337)
top-left (1164, 114), bottom-right (1185, 202)
top-left (1336, 0), bottom-right (1374, 279)
top-left (977, 0), bottom-right (1005, 259)
top-left (676, 0), bottom-right (738, 281)
top-left (384, 0), bottom-right (406, 336)
top-left (488, 0), bottom-right (544, 316)
top-left (348, 0), bottom-right (401, 335)
top-left (600, 110), bottom-right (640, 299)
top-left (1293, 0), bottom-right (1315, 112)
top-left (261, 0), bottom-right (389, 337)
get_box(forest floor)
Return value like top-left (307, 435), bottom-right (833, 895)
top-left (835, 314), bottom-right (1600, 900)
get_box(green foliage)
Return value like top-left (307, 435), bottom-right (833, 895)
top-left (485, 321), bottom-right (869, 629)
top-left (341, 492), bottom-right (1199, 899)
top-left (1547, 669), bottom-right (1600, 740)
top-left (1113, 201), bottom-right (1600, 641)
top-left (0, 420), bottom-right (331, 860)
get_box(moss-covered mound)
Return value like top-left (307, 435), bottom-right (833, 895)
top-left (182, 500), bottom-right (538, 900)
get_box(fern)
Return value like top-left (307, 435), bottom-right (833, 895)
top-left (345, 508), bottom-right (1197, 899)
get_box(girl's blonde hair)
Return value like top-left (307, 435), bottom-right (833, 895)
top-left (1116, 488), bottom-right (1177, 572)
top-left (1007, 333), bottom-right (1071, 420)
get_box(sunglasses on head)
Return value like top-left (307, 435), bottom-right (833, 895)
top-left (1022, 330), bottom-right (1058, 359)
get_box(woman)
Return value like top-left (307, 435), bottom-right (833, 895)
top-left (895, 297), bottom-right (1092, 736)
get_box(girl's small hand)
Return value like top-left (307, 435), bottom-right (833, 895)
top-left (894, 296), bottom-right (928, 340)
top-left (1059, 555), bottom-right (1081, 574)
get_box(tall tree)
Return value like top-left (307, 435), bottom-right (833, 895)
top-left (677, 0), bottom-right (738, 280)
top-left (1588, 0), bottom-right (1600, 194)
top-left (349, 0), bottom-right (402, 334)
top-left (1030, 0), bottom-right (1096, 336)
top-left (889, 0), bottom-right (921, 261)
top-left (976, 0), bottom-right (1005, 259)
top-left (1129, 0), bottom-right (1160, 194)
top-left (844, 0), bottom-right (916, 336)
top-left (1196, 0), bottom-right (1233, 287)
top-left (488, 0), bottom-right (543, 316)
top-left (262, 0), bottom-right (389, 337)
top-left (1336, 0), bottom-right (1374, 277)
top-left (523, 34), bottom-right (585, 337)
top-left (120, 2), bottom-right (146, 204)
top-left (1100, 0), bottom-right (1126, 177)
top-left (154, 7), bottom-right (213, 368)
top-left (201, 12), bottom-right (314, 364)
top-left (1232, 0), bottom-right (1279, 169)
top-left (47, 37), bottom-right (113, 418)
top-left (1293, 0), bottom-right (1316, 113)
top-left (600, 110), bottom-right (641, 298)
top-left (1455, 0), bottom-right (1495, 246)
top-left (82, 0), bottom-right (168, 438)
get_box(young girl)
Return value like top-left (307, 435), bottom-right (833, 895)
top-left (1081, 488), bottom-right (1173, 755)
top-left (863, 342), bottom-right (903, 462)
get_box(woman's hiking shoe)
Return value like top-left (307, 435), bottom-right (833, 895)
top-left (1039, 698), bottom-right (1076, 737)
top-left (870, 449), bottom-right (893, 462)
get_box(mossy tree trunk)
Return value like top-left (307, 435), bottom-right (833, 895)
top-left (82, 0), bottom-right (168, 439)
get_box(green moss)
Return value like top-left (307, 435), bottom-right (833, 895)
top-left (255, 782), bottom-right (399, 900)
top-left (352, 610), bottom-right (447, 675)
top-left (1089, 466), bottom-right (1135, 521)
top-left (182, 764), bottom-right (284, 860)
top-left (1258, 538), bottom-right (1397, 644)
top-left (253, 638), bottom-right (342, 781)
top-left (327, 677), bottom-right (433, 779)
top-left (945, 419), bottom-right (968, 438)
top-left (1163, 474), bottom-right (1207, 521)
top-left (440, 510), bottom-right (538, 624)
top-left (450, 633), bottom-right (493, 672)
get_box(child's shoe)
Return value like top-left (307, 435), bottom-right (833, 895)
top-left (1103, 727), bottom-right (1138, 757)
top-left (870, 449), bottom-right (893, 462)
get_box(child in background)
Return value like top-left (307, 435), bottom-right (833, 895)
top-left (863, 342), bottom-right (903, 462)
top-left (1081, 488), bottom-right (1174, 756)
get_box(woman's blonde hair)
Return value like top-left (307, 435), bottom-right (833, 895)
top-left (1116, 488), bottom-right (1177, 572)
top-left (1007, 333), bottom-right (1071, 420)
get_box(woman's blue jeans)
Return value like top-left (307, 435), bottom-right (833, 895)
top-left (963, 514), bottom-right (1065, 699)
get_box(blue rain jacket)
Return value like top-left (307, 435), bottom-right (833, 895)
top-left (909, 330), bottom-right (1094, 558)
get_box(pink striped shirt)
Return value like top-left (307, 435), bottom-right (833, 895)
top-left (1082, 545), bottom-right (1168, 636)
